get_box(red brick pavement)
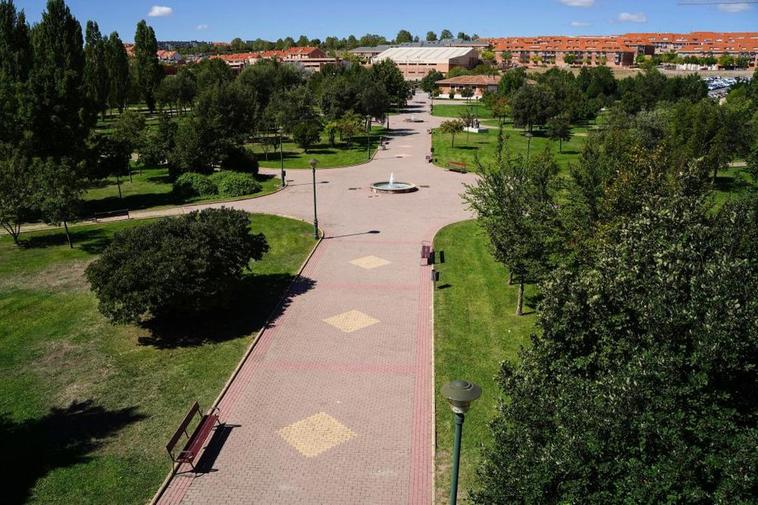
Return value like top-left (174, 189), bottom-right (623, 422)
top-left (154, 92), bottom-right (474, 505)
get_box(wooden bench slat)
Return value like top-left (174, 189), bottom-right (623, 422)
top-left (166, 402), bottom-right (201, 455)
top-left (179, 414), bottom-right (219, 462)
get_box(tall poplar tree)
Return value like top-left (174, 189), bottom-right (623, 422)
top-left (105, 31), bottom-right (129, 113)
top-left (28, 0), bottom-right (91, 159)
top-left (134, 20), bottom-right (162, 112)
top-left (84, 20), bottom-right (109, 120)
top-left (0, 0), bottom-right (32, 146)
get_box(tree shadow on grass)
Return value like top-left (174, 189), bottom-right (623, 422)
top-left (82, 191), bottom-right (179, 216)
top-left (20, 227), bottom-right (114, 255)
top-left (0, 401), bottom-right (145, 505)
top-left (139, 274), bottom-right (317, 349)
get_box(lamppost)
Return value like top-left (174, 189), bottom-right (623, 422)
top-left (525, 131), bottom-right (533, 164)
top-left (278, 127), bottom-right (286, 188)
top-left (309, 158), bottom-right (319, 240)
top-left (442, 380), bottom-right (482, 505)
top-left (366, 115), bottom-right (372, 160)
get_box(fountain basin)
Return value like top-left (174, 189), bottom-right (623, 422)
top-left (371, 181), bottom-right (418, 193)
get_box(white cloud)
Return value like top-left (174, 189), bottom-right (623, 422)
top-left (560, 0), bottom-right (595, 6)
top-left (617, 12), bottom-right (647, 23)
top-left (571, 21), bottom-right (591, 27)
top-left (718, 3), bottom-right (751, 13)
top-left (196, 24), bottom-right (208, 30)
top-left (148, 6), bottom-right (173, 17)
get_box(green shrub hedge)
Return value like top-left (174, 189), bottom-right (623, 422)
top-left (210, 171), bottom-right (262, 197)
top-left (173, 172), bottom-right (218, 198)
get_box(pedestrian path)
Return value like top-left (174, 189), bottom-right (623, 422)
top-left (156, 92), bottom-right (474, 505)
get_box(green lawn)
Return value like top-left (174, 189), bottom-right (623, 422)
top-left (0, 214), bottom-right (316, 505)
top-left (432, 125), bottom-right (586, 172)
top-left (248, 127), bottom-right (387, 169)
top-left (432, 102), bottom-right (493, 119)
top-left (82, 166), bottom-right (281, 216)
top-left (712, 164), bottom-right (756, 209)
top-left (434, 220), bottom-right (537, 504)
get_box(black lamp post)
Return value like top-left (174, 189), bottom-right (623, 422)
top-left (366, 115), bottom-right (372, 160)
top-left (525, 131), bottom-right (533, 164)
top-left (309, 158), bottom-right (319, 240)
top-left (279, 127), bottom-right (286, 188)
top-left (442, 380), bottom-right (482, 505)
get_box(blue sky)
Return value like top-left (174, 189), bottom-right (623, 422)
top-left (14, 0), bottom-right (758, 42)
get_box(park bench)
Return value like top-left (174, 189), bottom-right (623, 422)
top-left (425, 154), bottom-right (432, 163)
top-left (447, 161), bottom-right (468, 173)
top-left (420, 242), bottom-right (433, 266)
top-left (92, 208), bottom-right (129, 222)
top-left (166, 402), bottom-right (221, 470)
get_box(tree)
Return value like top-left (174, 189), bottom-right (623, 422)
top-left (112, 109), bottom-right (146, 165)
top-left (36, 157), bottom-right (85, 248)
top-left (168, 116), bottom-right (215, 175)
top-left (0, 0), bottom-right (32, 147)
top-left (472, 196), bottom-right (757, 504)
top-left (370, 59), bottom-right (410, 107)
top-left (440, 29), bottom-right (453, 40)
top-left (96, 135), bottom-right (130, 199)
top-left (510, 84), bottom-right (556, 132)
top-left (134, 20), bottom-right (162, 112)
top-left (359, 80), bottom-right (390, 120)
top-left (500, 51), bottom-right (513, 65)
top-left (28, 0), bottom-right (92, 160)
top-left (439, 119), bottom-right (464, 147)
top-left (138, 112), bottom-right (175, 167)
top-left (464, 149), bottom-right (561, 315)
top-left (0, 147), bottom-right (37, 245)
top-left (86, 208), bottom-right (270, 324)
top-left (426, 31), bottom-right (437, 42)
top-left (105, 32), bottom-right (130, 113)
top-left (460, 86), bottom-right (475, 101)
top-left (84, 21), bottom-right (109, 120)
top-left (395, 29), bottom-right (413, 44)
top-left (563, 53), bottom-right (577, 65)
top-left (292, 120), bottom-right (322, 153)
top-left (420, 69), bottom-right (444, 93)
top-left (498, 67), bottom-right (526, 96)
top-left (337, 112), bottom-right (362, 146)
top-left (546, 114), bottom-right (572, 152)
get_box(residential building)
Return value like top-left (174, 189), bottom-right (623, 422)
top-left (157, 50), bottom-right (183, 64)
top-left (435, 75), bottom-right (500, 99)
top-left (372, 46), bottom-right (479, 80)
top-left (210, 47), bottom-right (339, 73)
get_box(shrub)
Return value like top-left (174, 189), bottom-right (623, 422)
top-left (86, 208), bottom-right (269, 323)
top-left (220, 146), bottom-right (259, 175)
top-left (173, 172), bottom-right (218, 199)
top-left (210, 171), bottom-right (261, 197)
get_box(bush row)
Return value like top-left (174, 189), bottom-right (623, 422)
top-left (173, 171), bottom-right (262, 199)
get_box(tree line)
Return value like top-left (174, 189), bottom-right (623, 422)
top-left (464, 68), bottom-right (758, 503)
top-left (0, 0), bottom-right (411, 247)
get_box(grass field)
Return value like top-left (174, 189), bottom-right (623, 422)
top-left (431, 102), bottom-right (494, 120)
top-left (82, 166), bottom-right (281, 216)
top-left (432, 125), bottom-right (587, 172)
top-left (0, 214), bottom-right (315, 505)
top-left (433, 220), bottom-right (537, 504)
top-left (248, 127), bottom-right (387, 169)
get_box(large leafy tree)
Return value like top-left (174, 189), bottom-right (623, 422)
top-left (133, 19), bottom-right (162, 112)
top-left (465, 149), bottom-right (561, 315)
top-left (473, 195), bottom-right (757, 504)
top-left (86, 208), bottom-right (270, 324)
top-left (395, 29), bottom-right (413, 44)
top-left (105, 31), bottom-right (130, 113)
top-left (0, 147), bottom-right (38, 245)
top-left (28, 0), bottom-right (92, 159)
top-left (420, 69), bottom-right (444, 93)
top-left (0, 0), bottom-right (32, 146)
top-left (370, 59), bottom-right (410, 107)
top-left (83, 20), bottom-right (109, 120)
top-left (35, 156), bottom-right (85, 248)
top-left (510, 84), bottom-right (556, 132)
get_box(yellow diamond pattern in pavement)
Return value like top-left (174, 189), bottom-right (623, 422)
top-left (278, 412), bottom-right (357, 458)
top-left (323, 310), bottom-right (380, 333)
top-left (350, 255), bottom-right (391, 270)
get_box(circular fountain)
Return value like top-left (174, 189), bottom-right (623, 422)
top-left (371, 173), bottom-right (418, 194)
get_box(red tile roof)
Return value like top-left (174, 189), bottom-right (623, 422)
top-left (436, 75), bottom-right (501, 86)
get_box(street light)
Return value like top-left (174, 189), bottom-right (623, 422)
top-left (366, 115), bottom-right (372, 160)
top-left (442, 380), bottom-right (482, 505)
top-left (309, 158), bottom-right (319, 240)
top-left (278, 127), bottom-right (286, 188)
top-left (525, 131), bottom-right (533, 164)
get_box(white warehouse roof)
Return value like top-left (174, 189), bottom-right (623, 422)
top-left (373, 46), bottom-right (478, 64)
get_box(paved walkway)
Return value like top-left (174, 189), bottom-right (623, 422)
top-left (156, 92), bottom-right (475, 505)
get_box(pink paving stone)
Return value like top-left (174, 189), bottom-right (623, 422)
top-left (154, 92), bottom-right (474, 505)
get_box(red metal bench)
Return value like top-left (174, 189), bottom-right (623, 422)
top-left (447, 161), bottom-right (468, 173)
top-left (166, 402), bottom-right (221, 470)
top-left (421, 242), bottom-right (432, 266)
